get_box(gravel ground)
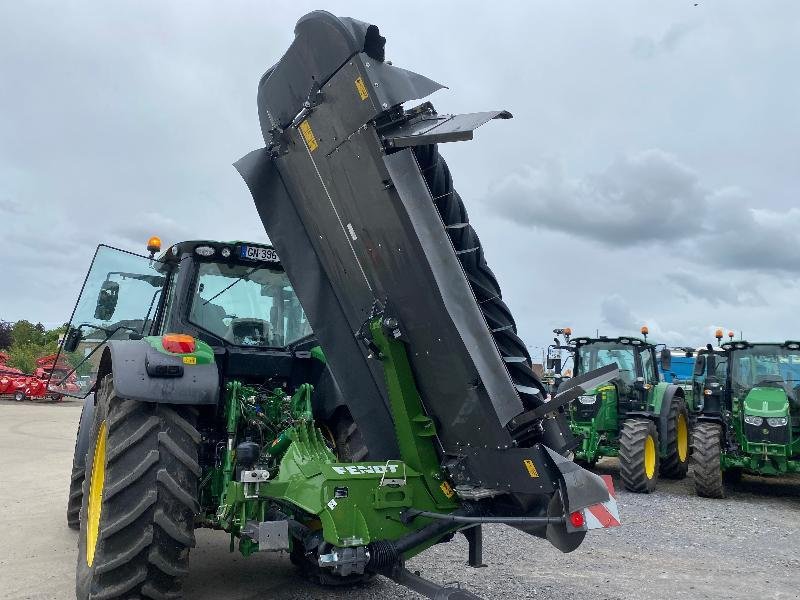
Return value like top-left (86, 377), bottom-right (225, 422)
top-left (1, 400), bottom-right (798, 600)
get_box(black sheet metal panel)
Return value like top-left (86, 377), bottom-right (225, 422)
top-left (235, 148), bottom-right (399, 460)
top-left (384, 111), bottom-right (513, 147)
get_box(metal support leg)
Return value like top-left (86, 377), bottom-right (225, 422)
top-left (463, 525), bottom-right (487, 568)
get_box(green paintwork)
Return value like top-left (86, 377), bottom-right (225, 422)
top-left (143, 335), bottom-right (215, 365)
top-left (568, 336), bottom-right (684, 464)
top-left (694, 341), bottom-right (800, 477)
top-left (743, 388), bottom-right (790, 417)
top-left (310, 345), bottom-right (326, 364)
top-left (194, 316), bottom-right (459, 561)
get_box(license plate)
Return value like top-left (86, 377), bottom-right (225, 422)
top-left (240, 245), bottom-right (280, 262)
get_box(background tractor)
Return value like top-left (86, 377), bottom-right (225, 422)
top-left (53, 12), bottom-right (620, 600)
top-left (550, 328), bottom-right (692, 492)
top-left (691, 337), bottom-right (800, 497)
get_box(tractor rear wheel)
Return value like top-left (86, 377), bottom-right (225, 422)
top-left (76, 375), bottom-right (200, 600)
top-left (692, 422), bottom-right (725, 498)
top-left (619, 419), bottom-right (659, 493)
top-left (659, 396), bottom-right (690, 479)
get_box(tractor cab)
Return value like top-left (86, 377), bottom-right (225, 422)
top-left (571, 334), bottom-right (666, 416)
top-left (49, 239), bottom-right (315, 398)
top-left (692, 339), bottom-right (800, 496)
top-left (554, 328), bottom-right (689, 492)
top-left (722, 341), bottom-right (800, 442)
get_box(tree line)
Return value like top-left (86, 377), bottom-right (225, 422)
top-left (0, 320), bottom-right (67, 374)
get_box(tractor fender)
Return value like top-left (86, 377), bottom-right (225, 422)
top-left (73, 393), bottom-right (96, 469)
top-left (656, 383), bottom-right (684, 454)
top-left (97, 340), bottom-right (219, 405)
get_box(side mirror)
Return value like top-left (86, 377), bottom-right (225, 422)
top-left (94, 279), bottom-right (120, 321)
top-left (660, 348), bottom-right (672, 372)
top-left (547, 357), bottom-right (562, 374)
top-left (693, 354), bottom-right (706, 377)
top-left (63, 327), bottom-right (82, 353)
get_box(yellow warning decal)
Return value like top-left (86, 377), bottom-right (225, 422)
top-left (523, 459), bottom-right (539, 478)
top-left (355, 76), bottom-right (369, 101)
top-left (182, 356), bottom-right (197, 365)
top-left (298, 120), bottom-right (318, 152)
top-left (440, 481), bottom-right (455, 499)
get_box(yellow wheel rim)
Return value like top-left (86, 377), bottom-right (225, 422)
top-left (644, 434), bottom-right (656, 479)
top-left (677, 414), bottom-right (688, 463)
top-left (86, 421), bottom-right (107, 567)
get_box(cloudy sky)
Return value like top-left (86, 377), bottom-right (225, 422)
top-left (1, 1), bottom-right (798, 354)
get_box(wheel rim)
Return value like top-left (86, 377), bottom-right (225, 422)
top-left (677, 414), bottom-right (688, 462)
top-left (86, 421), bottom-right (108, 567)
top-left (644, 435), bottom-right (656, 479)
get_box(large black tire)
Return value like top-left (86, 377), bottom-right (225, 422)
top-left (76, 375), bottom-right (200, 600)
top-left (619, 419), bottom-right (660, 493)
top-left (692, 422), bottom-right (725, 498)
top-left (329, 407), bottom-right (369, 462)
top-left (67, 465), bottom-right (84, 530)
top-left (68, 395), bottom-right (96, 530)
top-left (659, 395), bottom-right (690, 479)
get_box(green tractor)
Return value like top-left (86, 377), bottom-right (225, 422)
top-left (51, 12), bottom-right (621, 600)
top-left (691, 338), bottom-right (800, 497)
top-left (552, 328), bottom-right (692, 492)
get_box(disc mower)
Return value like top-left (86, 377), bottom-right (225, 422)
top-left (55, 12), bottom-right (621, 600)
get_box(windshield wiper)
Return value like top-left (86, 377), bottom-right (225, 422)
top-left (202, 265), bottom-right (262, 306)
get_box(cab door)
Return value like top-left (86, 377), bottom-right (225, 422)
top-left (47, 245), bottom-right (169, 398)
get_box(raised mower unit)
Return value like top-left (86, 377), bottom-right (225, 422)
top-left (551, 328), bottom-right (693, 493)
top-left (690, 339), bottom-right (800, 498)
top-left (57, 12), bottom-right (621, 600)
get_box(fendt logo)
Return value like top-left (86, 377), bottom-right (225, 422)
top-left (331, 464), bottom-right (401, 476)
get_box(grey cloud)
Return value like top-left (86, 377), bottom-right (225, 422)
top-left (600, 294), bottom-right (639, 331)
top-left (600, 294), bottom-right (686, 346)
top-left (666, 271), bottom-right (767, 307)
top-left (487, 149), bottom-right (800, 275)
top-left (487, 149), bottom-right (705, 247)
top-left (632, 21), bottom-right (698, 59)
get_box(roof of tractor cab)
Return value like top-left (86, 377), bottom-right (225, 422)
top-left (156, 240), bottom-right (278, 264)
top-left (571, 335), bottom-right (652, 349)
top-left (721, 340), bottom-right (800, 351)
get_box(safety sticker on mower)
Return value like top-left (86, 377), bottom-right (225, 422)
top-left (583, 475), bottom-right (621, 530)
top-left (355, 76), bottom-right (369, 100)
top-left (298, 120), bottom-right (318, 152)
top-left (523, 459), bottom-right (539, 478)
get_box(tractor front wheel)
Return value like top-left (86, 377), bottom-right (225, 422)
top-left (659, 396), bottom-right (690, 479)
top-left (13, 391), bottom-right (25, 402)
top-left (619, 419), bottom-right (659, 493)
top-left (692, 422), bottom-right (726, 498)
top-left (76, 375), bottom-right (200, 599)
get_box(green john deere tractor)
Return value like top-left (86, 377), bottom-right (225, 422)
top-left (552, 328), bottom-right (693, 492)
top-left (51, 12), bottom-right (621, 600)
top-left (691, 339), bottom-right (800, 498)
